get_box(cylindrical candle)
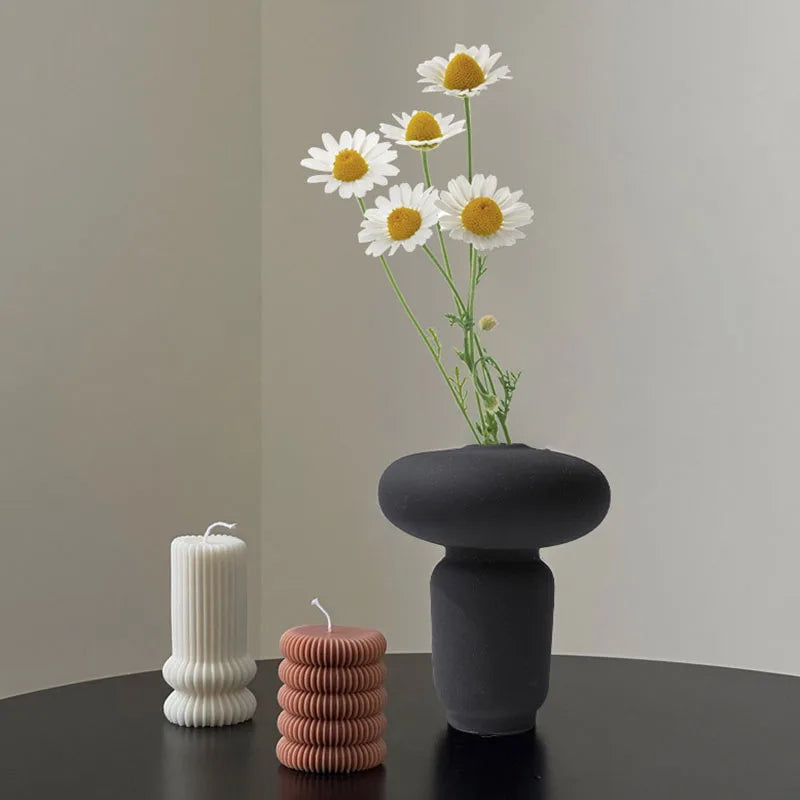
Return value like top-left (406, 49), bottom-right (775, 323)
top-left (276, 603), bottom-right (387, 773)
top-left (162, 523), bottom-right (257, 727)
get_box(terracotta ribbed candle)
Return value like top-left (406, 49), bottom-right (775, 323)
top-left (276, 600), bottom-right (387, 774)
top-left (280, 626), bottom-right (386, 667)
top-left (278, 686), bottom-right (387, 720)
top-left (276, 739), bottom-right (387, 774)
top-left (278, 660), bottom-right (386, 694)
top-left (277, 711), bottom-right (387, 746)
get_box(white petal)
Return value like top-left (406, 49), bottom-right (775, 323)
top-left (380, 124), bottom-right (405, 140)
top-left (321, 132), bottom-right (338, 152)
top-left (450, 178), bottom-right (470, 206)
top-left (367, 240), bottom-right (389, 257)
top-left (439, 216), bottom-right (460, 231)
top-left (503, 206), bottom-right (533, 224)
top-left (362, 132), bottom-right (380, 153)
top-left (494, 187), bottom-right (511, 206)
top-left (370, 151), bottom-right (398, 164)
top-left (448, 227), bottom-right (467, 241)
top-left (485, 51), bottom-right (503, 72)
top-left (300, 158), bottom-right (330, 171)
top-left (486, 65), bottom-right (511, 82)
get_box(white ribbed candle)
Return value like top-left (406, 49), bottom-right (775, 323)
top-left (162, 528), bottom-right (257, 726)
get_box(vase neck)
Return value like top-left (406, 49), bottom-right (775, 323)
top-left (445, 546), bottom-right (541, 563)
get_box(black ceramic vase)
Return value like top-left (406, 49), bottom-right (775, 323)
top-left (378, 444), bottom-right (610, 736)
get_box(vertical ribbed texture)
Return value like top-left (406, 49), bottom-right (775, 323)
top-left (162, 534), bottom-right (257, 727)
top-left (280, 626), bottom-right (387, 666)
top-left (276, 625), bottom-right (387, 773)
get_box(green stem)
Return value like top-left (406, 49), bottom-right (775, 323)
top-left (421, 149), bottom-right (433, 187)
top-left (473, 337), bottom-right (497, 394)
top-left (464, 96), bottom-right (473, 181)
top-left (420, 151), bottom-right (453, 280)
top-left (472, 335), bottom-right (511, 444)
top-left (421, 245), bottom-right (466, 315)
top-left (424, 244), bottom-right (505, 440)
top-left (466, 245), bottom-right (487, 438)
top-left (357, 197), bottom-right (480, 443)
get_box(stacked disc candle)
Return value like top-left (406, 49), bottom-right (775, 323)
top-left (277, 604), bottom-right (387, 773)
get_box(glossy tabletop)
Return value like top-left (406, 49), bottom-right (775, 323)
top-left (1, 654), bottom-right (798, 799)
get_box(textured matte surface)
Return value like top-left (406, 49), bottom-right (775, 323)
top-left (378, 445), bottom-right (611, 549)
top-left (431, 550), bottom-right (554, 734)
top-left (1, 655), bottom-right (798, 799)
top-left (379, 444), bottom-right (609, 734)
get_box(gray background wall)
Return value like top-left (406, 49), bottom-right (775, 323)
top-left (264, 0), bottom-right (800, 676)
top-left (1, 0), bottom-right (797, 699)
top-left (0, 1), bottom-right (261, 698)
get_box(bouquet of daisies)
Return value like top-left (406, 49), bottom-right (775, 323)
top-left (301, 44), bottom-right (533, 445)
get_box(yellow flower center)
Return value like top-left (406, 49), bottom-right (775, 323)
top-left (332, 149), bottom-right (369, 182)
top-left (387, 207), bottom-right (422, 241)
top-left (461, 197), bottom-right (503, 236)
top-left (405, 111), bottom-right (443, 142)
top-left (443, 53), bottom-right (485, 91)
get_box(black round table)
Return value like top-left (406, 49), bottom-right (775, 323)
top-left (1, 654), bottom-right (797, 799)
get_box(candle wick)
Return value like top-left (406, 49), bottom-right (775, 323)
top-left (311, 598), bottom-right (333, 633)
top-left (203, 521), bottom-right (237, 543)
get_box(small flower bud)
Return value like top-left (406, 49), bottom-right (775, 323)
top-left (485, 395), bottom-right (500, 414)
top-left (478, 314), bottom-right (498, 332)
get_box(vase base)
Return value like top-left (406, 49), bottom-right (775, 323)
top-left (446, 712), bottom-right (536, 738)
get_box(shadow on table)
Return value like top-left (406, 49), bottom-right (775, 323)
top-left (277, 765), bottom-right (386, 800)
top-left (434, 727), bottom-right (548, 800)
top-left (160, 721), bottom-right (258, 799)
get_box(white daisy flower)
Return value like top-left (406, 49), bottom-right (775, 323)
top-left (300, 129), bottom-right (399, 199)
top-left (417, 44), bottom-right (511, 99)
top-left (437, 174), bottom-right (533, 251)
top-left (358, 183), bottom-right (440, 257)
top-left (379, 111), bottom-right (465, 151)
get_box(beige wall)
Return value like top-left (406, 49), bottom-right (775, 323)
top-left (1, 0), bottom-right (797, 699)
top-left (0, 1), bottom-right (261, 698)
top-left (263, 0), bottom-right (800, 675)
